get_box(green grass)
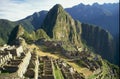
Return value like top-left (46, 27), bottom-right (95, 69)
top-left (52, 62), bottom-right (64, 79)
top-left (88, 74), bottom-right (97, 79)
top-left (76, 60), bottom-right (85, 67)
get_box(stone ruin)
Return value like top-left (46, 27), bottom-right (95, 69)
top-left (0, 44), bottom-right (85, 79)
top-left (38, 56), bottom-right (54, 79)
top-left (55, 59), bottom-right (84, 79)
top-left (0, 44), bottom-right (31, 78)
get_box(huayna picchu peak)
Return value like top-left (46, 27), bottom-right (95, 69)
top-left (41, 4), bottom-right (82, 47)
top-left (52, 4), bottom-right (64, 12)
top-left (0, 3), bottom-right (119, 79)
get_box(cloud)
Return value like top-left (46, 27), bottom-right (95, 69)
top-left (0, 0), bottom-right (119, 21)
top-left (10, 0), bottom-right (26, 4)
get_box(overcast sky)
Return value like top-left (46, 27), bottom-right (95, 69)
top-left (0, 0), bottom-right (119, 21)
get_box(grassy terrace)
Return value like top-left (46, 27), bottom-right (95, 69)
top-left (52, 61), bottom-right (64, 79)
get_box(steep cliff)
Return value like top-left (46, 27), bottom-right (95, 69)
top-left (81, 23), bottom-right (115, 63)
top-left (8, 24), bottom-right (25, 44)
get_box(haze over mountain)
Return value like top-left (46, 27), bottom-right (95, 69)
top-left (66, 3), bottom-right (119, 37)
top-left (0, 3), bottom-right (119, 66)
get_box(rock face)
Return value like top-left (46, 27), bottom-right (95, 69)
top-left (81, 23), bottom-right (115, 63)
top-left (36, 29), bottom-right (49, 40)
top-left (8, 24), bottom-right (24, 44)
top-left (41, 4), bottom-right (82, 46)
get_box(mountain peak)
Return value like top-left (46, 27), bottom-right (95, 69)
top-left (8, 24), bottom-right (24, 44)
top-left (53, 4), bottom-right (63, 9)
top-left (92, 2), bottom-right (99, 6)
top-left (50, 4), bottom-right (64, 14)
top-left (15, 24), bottom-right (24, 38)
top-left (41, 4), bottom-right (71, 38)
top-left (33, 12), bottom-right (40, 17)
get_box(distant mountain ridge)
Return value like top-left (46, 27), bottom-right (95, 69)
top-left (66, 3), bottom-right (119, 37)
top-left (18, 10), bottom-right (48, 30)
top-left (0, 3), bottom-right (118, 36)
top-left (18, 3), bottom-right (119, 37)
